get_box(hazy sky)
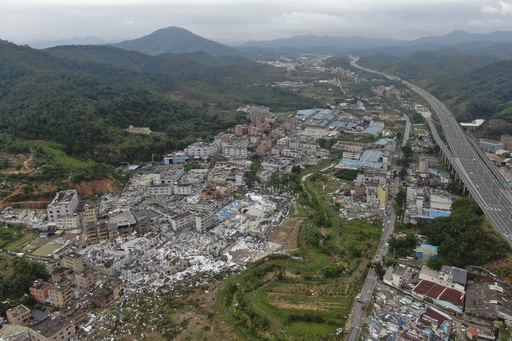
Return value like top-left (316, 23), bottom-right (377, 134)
top-left (3, 0), bottom-right (512, 45)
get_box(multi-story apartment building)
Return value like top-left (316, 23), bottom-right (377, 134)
top-left (56, 215), bottom-right (80, 229)
top-left (51, 267), bottom-right (75, 284)
top-left (29, 315), bottom-right (76, 341)
top-left (6, 304), bottom-right (31, 325)
top-left (29, 279), bottom-right (53, 304)
top-left (235, 124), bottom-right (248, 136)
top-left (47, 190), bottom-right (79, 223)
top-left (82, 204), bottom-right (97, 227)
top-left (48, 284), bottom-right (72, 308)
top-left (108, 223), bottom-right (120, 239)
top-left (75, 268), bottom-right (101, 290)
top-left (277, 136), bottom-right (291, 147)
top-left (184, 141), bottom-right (220, 157)
top-left (281, 149), bottom-right (301, 158)
top-left (223, 145), bottom-right (248, 159)
top-left (256, 140), bottom-right (272, 155)
top-left (170, 212), bottom-right (195, 231)
top-left (195, 213), bottom-right (216, 233)
top-left (60, 252), bottom-right (85, 272)
top-left (174, 184), bottom-right (192, 195)
top-left (149, 183), bottom-right (173, 196)
top-left (90, 287), bottom-right (114, 308)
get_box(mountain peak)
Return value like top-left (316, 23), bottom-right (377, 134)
top-left (111, 26), bottom-right (235, 56)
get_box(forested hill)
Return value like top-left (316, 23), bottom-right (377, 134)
top-left (44, 45), bottom-right (269, 84)
top-left (426, 59), bottom-right (512, 124)
top-left (0, 40), bottom-right (241, 162)
top-left (358, 51), bottom-right (499, 81)
top-left (357, 50), bottom-right (512, 125)
top-left (0, 40), bottom-right (320, 164)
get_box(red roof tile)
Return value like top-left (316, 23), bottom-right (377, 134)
top-left (439, 287), bottom-right (464, 307)
top-left (413, 280), bottom-right (435, 295)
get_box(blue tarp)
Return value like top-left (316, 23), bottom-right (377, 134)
top-left (422, 209), bottom-right (451, 218)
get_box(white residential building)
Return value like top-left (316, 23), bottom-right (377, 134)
top-left (277, 136), bottom-right (291, 147)
top-left (223, 145), bottom-right (248, 159)
top-left (184, 141), bottom-right (220, 157)
top-left (281, 149), bottom-right (301, 158)
top-left (430, 195), bottom-right (452, 211)
top-left (195, 213), bottom-right (215, 233)
top-left (174, 184), bottom-right (192, 195)
top-left (170, 212), bottom-right (195, 231)
top-left (47, 190), bottom-right (79, 223)
top-left (56, 215), bottom-right (80, 229)
top-left (149, 184), bottom-right (173, 196)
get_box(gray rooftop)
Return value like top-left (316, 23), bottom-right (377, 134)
top-left (31, 315), bottom-right (72, 338)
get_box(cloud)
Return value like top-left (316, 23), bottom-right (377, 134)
top-left (2, 0), bottom-right (512, 44)
top-left (482, 1), bottom-right (512, 15)
top-left (272, 12), bottom-right (346, 35)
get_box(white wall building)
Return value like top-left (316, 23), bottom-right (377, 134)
top-left (170, 212), bottom-right (195, 231)
top-left (430, 195), bottom-right (452, 211)
top-left (56, 215), bottom-right (80, 229)
top-left (223, 145), bottom-right (248, 159)
top-left (184, 141), bottom-right (220, 157)
top-left (149, 184), bottom-right (173, 196)
top-left (47, 190), bottom-right (79, 223)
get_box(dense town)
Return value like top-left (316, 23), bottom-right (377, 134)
top-left (1, 59), bottom-right (512, 341)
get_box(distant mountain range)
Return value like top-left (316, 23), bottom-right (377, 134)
top-left (238, 30), bottom-right (512, 58)
top-left (23, 27), bottom-right (512, 59)
top-left (25, 36), bottom-right (118, 49)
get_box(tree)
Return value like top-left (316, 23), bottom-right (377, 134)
top-left (427, 257), bottom-right (445, 271)
top-left (420, 197), bottom-right (510, 267)
top-left (393, 186), bottom-right (407, 222)
top-left (398, 168), bottom-right (408, 180)
top-left (373, 261), bottom-right (386, 280)
top-left (401, 142), bottom-right (413, 161)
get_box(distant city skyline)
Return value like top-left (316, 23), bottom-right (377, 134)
top-left (3, 0), bottom-right (512, 46)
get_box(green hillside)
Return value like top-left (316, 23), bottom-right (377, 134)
top-left (45, 45), bottom-right (271, 84)
top-left (0, 40), bottom-right (321, 166)
top-left (359, 51), bottom-right (499, 81)
top-left (426, 59), bottom-right (512, 123)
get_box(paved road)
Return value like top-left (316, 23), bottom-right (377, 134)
top-left (346, 177), bottom-right (400, 341)
top-left (405, 81), bottom-right (512, 244)
top-left (351, 57), bottom-right (512, 246)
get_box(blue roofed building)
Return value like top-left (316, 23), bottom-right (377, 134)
top-left (336, 159), bottom-right (383, 170)
top-left (374, 138), bottom-right (396, 152)
top-left (296, 109), bottom-right (317, 118)
top-left (361, 125), bottom-right (384, 136)
top-left (360, 150), bottom-right (383, 163)
top-left (319, 109), bottom-right (333, 115)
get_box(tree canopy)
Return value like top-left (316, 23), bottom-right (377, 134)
top-left (420, 197), bottom-right (509, 267)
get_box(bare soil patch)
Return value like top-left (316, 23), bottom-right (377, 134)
top-left (266, 225), bottom-right (293, 244)
top-left (70, 179), bottom-right (118, 198)
top-left (280, 219), bottom-right (301, 250)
